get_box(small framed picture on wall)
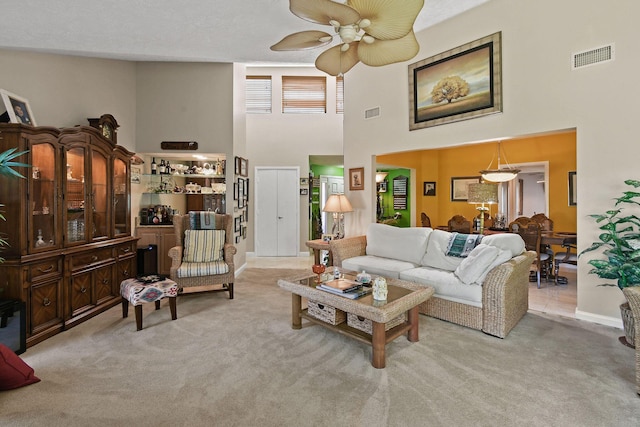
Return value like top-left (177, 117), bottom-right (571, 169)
top-left (423, 181), bottom-right (436, 196)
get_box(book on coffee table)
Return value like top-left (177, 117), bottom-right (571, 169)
top-left (319, 279), bottom-right (363, 293)
top-left (318, 284), bottom-right (372, 299)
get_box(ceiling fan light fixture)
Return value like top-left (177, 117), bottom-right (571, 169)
top-left (272, 0), bottom-right (424, 75)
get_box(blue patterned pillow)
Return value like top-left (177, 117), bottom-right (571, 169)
top-left (183, 230), bottom-right (225, 262)
top-left (189, 211), bottom-right (217, 230)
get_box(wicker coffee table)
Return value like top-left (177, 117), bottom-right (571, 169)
top-left (278, 270), bottom-right (434, 368)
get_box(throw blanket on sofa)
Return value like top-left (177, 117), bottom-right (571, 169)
top-left (446, 233), bottom-right (483, 257)
top-left (189, 211), bottom-right (217, 230)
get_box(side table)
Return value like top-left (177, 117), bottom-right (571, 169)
top-left (305, 239), bottom-right (333, 266)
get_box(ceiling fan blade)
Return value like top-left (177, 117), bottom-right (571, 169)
top-left (347, 0), bottom-right (424, 40)
top-left (357, 31), bottom-right (420, 66)
top-left (290, 0), bottom-right (361, 26)
top-left (315, 44), bottom-right (360, 76)
top-left (271, 30), bottom-right (333, 51)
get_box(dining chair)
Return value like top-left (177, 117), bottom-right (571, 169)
top-left (554, 235), bottom-right (577, 285)
top-left (509, 220), bottom-right (551, 288)
top-left (531, 213), bottom-right (555, 263)
top-left (448, 215), bottom-right (472, 233)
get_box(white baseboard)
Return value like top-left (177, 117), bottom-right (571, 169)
top-left (575, 309), bottom-right (623, 329)
top-left (235, 262), bottom-right (247, 275)
top-left (245, 251), bottom-right (311, 258)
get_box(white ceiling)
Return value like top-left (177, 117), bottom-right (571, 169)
top-left (0, 0), bottom-right (489, 65)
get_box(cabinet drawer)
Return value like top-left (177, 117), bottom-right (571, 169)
top-left (29, 258), bottom-right (62, 281)
top-left (116, 242), bottom-right (136, 259)
top-left (71, 248), bottom-right (114, 269)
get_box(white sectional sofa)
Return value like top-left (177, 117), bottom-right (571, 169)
top-left (329, 223), bottom-right (536, 338)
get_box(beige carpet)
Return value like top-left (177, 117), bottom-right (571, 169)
top-left (2, 268), bottom-right (640, 426)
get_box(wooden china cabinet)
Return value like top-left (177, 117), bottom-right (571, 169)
top-left (0, 116), bottom-right (137, 347)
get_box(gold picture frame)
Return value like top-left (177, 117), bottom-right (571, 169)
top-left (409, 32), bottom-right (502, 130)
top-left (349, 167), bottom-right (364, 191)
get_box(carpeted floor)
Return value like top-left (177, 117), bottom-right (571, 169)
top-left (2, 268), bottom-right (639, 426)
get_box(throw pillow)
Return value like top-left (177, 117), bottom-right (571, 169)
top-left (183, 229), bottom-right (225, 263)
top-left (454, 244), bottom-right (499, 285)
top-left (446, 233), bottom-right (483, 258)
top-left (0, 343), bottom-right (41, 390)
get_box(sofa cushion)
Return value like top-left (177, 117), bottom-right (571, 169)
top-left (177, 260), bottom-right (230, 278)
top-left (365, 223), bottom-right (431, 265)
top-left (481, 233), bottom-right (525, 257)
top-left (454, 244), bottom-right (500, 285)
top-left (183, 229), bottom-right (225, 263)
top-left (342, 255), bottom-right (417, 279)
top-left (420, 229), bottom-right (465, 272)
top-left (400, 267), bottom-right (482, 306)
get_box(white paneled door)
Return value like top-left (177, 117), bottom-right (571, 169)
top-left (255, 167), bottom-right (299, 256)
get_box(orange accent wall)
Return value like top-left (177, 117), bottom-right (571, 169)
top-left (377, 131), bottom-right (576, 232)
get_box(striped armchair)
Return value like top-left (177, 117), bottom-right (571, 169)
top-left (168, 213), bottom-right (236, 299)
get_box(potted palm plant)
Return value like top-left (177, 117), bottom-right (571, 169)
top-left (0, 148), bottom-right (29, 266)
top-left (581, 179), bottom-right (640, 347)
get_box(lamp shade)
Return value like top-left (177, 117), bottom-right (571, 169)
top-left (323, 194), bottom-right (353, 213)
top-left (375, 172), bottom-right (388, 183)
top-left (468, 183), bottom-right (499, 204)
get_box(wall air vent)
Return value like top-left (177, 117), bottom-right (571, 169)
top-left (364, 106), bottom-right (381, 119)
top-left (571, 43), bottom-right (615, 70)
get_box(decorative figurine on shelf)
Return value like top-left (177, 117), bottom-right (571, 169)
top-left (372, 276), bottom-right (388, 301)
top-left (35, 229), bottom-right (46, 248)
top-left (66, 164), bottom-right (73, 180)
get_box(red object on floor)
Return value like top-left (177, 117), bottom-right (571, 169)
top-left (0, 343), bottom-right (40, 390)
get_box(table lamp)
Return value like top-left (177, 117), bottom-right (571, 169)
top-left (323, 194), bottom-right (353, 239)
top-left (468, 183), bottom-right (499, 234)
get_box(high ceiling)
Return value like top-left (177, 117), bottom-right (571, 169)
top-left (0, 0), bottom-right (489, 65)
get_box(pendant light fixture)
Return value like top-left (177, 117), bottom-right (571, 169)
top-left (479, 141), bottom-right (521, 182)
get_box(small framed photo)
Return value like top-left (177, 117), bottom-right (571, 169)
top-left (423, 181), bottom-right (436, 196)
top-left (235, 216), bottom-right (241, 233)
top-left (349, 167), bottom-right (364, 191)
top-left (131, 165), bottom-right (142, 184)
top-left (0, 89), bottom-right (36, 125)
top-left (322, 234), bottom-right (334, 242)
top-left (244, 178), bottom-right (249, 202)
top-left (568, 171), bottom-right (577, 206)
top-left (234, 156), bottom-right (241, 175)
top-left (300, 177), bottom-right (309, 185)
top-left (300, 188), bottom-right (308, 196)
top-left (240, 158), bottom-right (248, 177)
top-left (451, 176), bottom-right (480, 201)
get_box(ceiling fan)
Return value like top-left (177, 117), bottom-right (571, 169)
top-left (271, 0), bottom-right (425, 76)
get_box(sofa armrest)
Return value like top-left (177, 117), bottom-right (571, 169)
top-left (168, 245), bottom-right (183, 278)
top-left (223, 243), bottom-right (237, 264)
top-left (481, 250), bottom-right (536, 338)
top-left (329, 236), bottom-right (367, 267)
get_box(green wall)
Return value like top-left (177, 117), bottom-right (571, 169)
top-left (309, 164), bottom-right (344, 239)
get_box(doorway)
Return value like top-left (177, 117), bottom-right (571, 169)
top-left (500, 161), bottom-right (549, 222)
top-left (255, 167), bottom-right (299, 256)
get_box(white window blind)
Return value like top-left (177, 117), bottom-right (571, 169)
top-left (246, 76), bottom-right (272, 114)
top-left (336, 76), bottom-right (344, 114)
top-left (282, 76), bottom-right (326, 114)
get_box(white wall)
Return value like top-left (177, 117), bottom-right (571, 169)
top-left (343, 0), bottom-right (640, 325)
top-left (246, 66), bottom-right (343, 253)
top-left (0, 49), bottom-right (137, 152)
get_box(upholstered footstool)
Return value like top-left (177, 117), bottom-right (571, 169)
top-left (120, 277), bottom-right (178, 331)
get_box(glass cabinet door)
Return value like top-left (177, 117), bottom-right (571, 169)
top-left (113, 157), bottom-right (130, 237)
top-left (91, 150), bottom-right (108, 239)
top-left (30, 142), bottom-right (58, 251)
top-left (65, 146), bottom-right (87, 244)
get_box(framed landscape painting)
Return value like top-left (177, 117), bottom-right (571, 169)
top-left (451, 176), bottom-right (480, 202)
top-left (409, 32), bottom-right (502, 130)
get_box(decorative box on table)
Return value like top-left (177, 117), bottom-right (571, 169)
top-left (347, 312), bottom-right (405, 334)
top-left (307, 300), bottom-right (346, 325)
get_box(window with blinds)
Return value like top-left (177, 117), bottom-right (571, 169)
top-left (336, 76), bottom-right (344, 114)
top-left (282, 76), bottom-right (326, 113)
top-left (246, 76), bottom-right (272, 114)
